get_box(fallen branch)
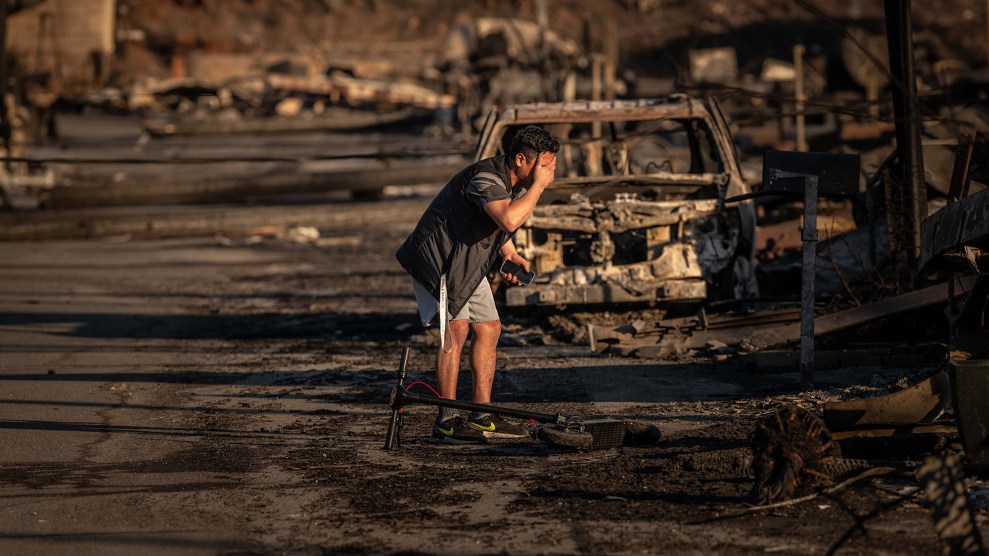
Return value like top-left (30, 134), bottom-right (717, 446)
top-left (693, 466), bottom-right (905, 523)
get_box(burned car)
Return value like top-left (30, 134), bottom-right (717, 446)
top-left (474, 95), bottom-right (758, 307)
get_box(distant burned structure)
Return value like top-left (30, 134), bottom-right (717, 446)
top-left (6, 0), bottom-right (116, 91)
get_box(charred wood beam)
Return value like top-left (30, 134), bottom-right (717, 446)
top-left (596, 275), bottom-right (978, 357)
top-left (588, 307), bottom-right (803, 351)
top-left (747, 274), bottom-right (977, 351)
top-left (740, 345), bottom-right (944, 373)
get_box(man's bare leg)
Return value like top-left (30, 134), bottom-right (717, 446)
top-left (465, 319), bottom-right (527, 437)
top-left (469, 320), bottom-right (501, 404)
top-left (436, 319), bottom-right (470, 401)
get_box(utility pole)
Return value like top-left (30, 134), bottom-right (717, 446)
top-left (884, 0), bottom-right (927, 269)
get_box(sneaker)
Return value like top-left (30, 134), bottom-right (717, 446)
top-left (467, 414), bottom-right (531, 439)
top-left (432, 416), bottom-right (487, 444)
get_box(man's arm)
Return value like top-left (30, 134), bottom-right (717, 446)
top-left (483, 153), bottom-right (557, 233)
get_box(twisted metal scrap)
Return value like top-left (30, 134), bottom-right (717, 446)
top-left (749, 406), bottom-right (836, 505)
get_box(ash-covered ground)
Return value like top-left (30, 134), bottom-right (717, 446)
top-left (0, 194), bottom-right (979, 555)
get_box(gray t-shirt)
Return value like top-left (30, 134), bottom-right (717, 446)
top-left (466, 171), bottom-right (513, 208)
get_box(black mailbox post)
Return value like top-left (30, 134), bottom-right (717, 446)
top-left (728, 150), bottom-right (860, 389)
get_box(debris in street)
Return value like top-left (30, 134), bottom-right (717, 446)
top-left (591, 274), bottom-right (979, 358)
top-left (277, 226), bottom-right (320, 244)
top-left (739, 345), bottom-right (944, 373)
top-left (749, 406), bottom-right (836, 505)
top-left (142, 72), bottom-right (456, 137)
top-left (920, 175), bottom-right (989, 272)
top-left (824, 370), bottom-right (952, 430)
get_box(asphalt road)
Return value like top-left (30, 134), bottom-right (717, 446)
top-left (0, 222), bottom-right (650, 554)
top-left (0, 190), bottom-right (977, 555)
top-left (0, 236), bottom-right (322, 554)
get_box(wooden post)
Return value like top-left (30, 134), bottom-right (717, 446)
top-left (794, 44), bottom-right (807, 152)
top-left (867, 75), bottom-right (880, 121)
top-left (603, 18), bottom-right (618, 101)
top-left (589, 54), bottom-right (603, 176)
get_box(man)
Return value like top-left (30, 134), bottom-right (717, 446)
top-left (396, 126), bottom-right (559, 443)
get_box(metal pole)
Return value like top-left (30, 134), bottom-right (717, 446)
top-left (884, 0), bottom-right (927, 267)
top-left (394, 389), bottom-right (562, 424)
top-left (383, 347), bottom-right (411, 450)
top-left (800, 175), bottom-right (819, 390)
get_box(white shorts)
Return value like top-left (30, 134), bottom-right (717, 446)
top-left (411, 277), bottom-right (500, 326)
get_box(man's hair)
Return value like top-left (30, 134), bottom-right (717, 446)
top-left (509, 126), bottom-right (560, 161)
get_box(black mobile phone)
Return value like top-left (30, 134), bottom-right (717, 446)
top-left (499, 260), bottom-right (535, 286)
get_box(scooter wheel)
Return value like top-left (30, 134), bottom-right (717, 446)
top-left (537, 425), bottom-right (593, 451)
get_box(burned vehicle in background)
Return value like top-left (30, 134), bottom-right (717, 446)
top-left (475, 96), bottom-right (758, 308)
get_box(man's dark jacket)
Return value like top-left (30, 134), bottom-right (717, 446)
top-left (396, 156), bottom-right (522, 318)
